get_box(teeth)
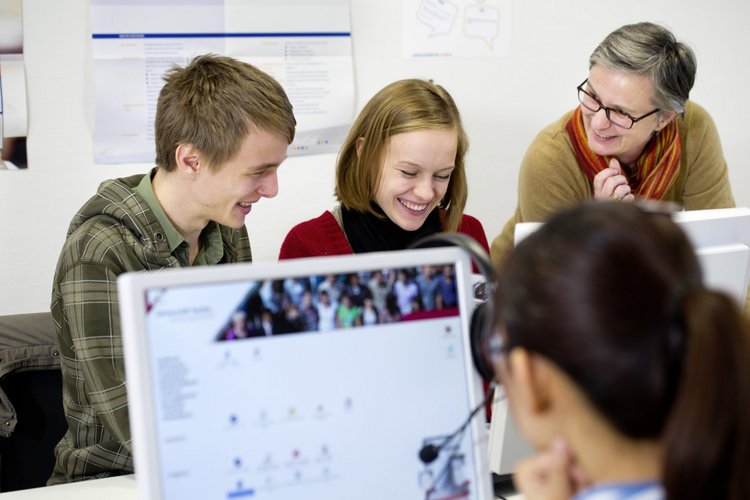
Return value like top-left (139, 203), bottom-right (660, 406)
top-left (239, 202), bottom-right (251, 208)
top-left (401, 199), bottom-right (427, 212)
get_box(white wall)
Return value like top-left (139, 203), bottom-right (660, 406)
top-left (2, 0), bottom-right (749, 315)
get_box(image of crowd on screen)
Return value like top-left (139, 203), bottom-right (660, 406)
top-left (215, 265), bottom-right (460, 341)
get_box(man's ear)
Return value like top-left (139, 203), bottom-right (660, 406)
top-left (175, 143), bottom-right (201, 174)
top-left (508, 347), bottom-right (554, 416)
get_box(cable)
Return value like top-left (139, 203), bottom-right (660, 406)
top-left (418, 381), bottom-right (497, 464)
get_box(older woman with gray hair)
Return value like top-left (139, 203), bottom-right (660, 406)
top-left (491, 22), bottom-right (735, 267)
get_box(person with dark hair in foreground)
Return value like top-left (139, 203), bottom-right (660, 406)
top-left (493, 202), bottom-right (750, 500)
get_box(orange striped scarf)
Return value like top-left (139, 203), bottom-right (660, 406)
top-left (565, 106), bottom-right (681, 200)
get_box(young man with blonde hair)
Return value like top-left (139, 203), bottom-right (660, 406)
top-left (49, 54), bottom-right (295, 484)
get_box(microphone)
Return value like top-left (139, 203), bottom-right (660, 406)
top-left (419, 381), bottom-right (496, 464)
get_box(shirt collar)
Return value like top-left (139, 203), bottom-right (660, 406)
top-left (573, 481), bottom-right (663, 500)
top-left (133, 170), bottom-right (184, 253)
top-left (133, 169), bottom-right (225, 265)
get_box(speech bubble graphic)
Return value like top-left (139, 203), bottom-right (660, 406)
top-left (464, 5), bottom-right (500, 48)
top-left (416, 0), bottom-right (458, 37)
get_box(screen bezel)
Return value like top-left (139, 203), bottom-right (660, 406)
top-left (118, 247), bottom-right (494, 500)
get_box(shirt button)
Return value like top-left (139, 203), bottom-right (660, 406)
top-left (155, 232), bottom-right (165, 241)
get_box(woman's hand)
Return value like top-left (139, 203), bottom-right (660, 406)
top-left (513, 438), bottom-right (589, 500)
top-left (593, 158), bottom-right (635, 202)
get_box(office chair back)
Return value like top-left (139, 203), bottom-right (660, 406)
top-left (0, 313), bottom-right (67, 492)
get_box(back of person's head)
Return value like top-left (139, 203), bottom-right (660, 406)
top-left (495, 202), bottom-right (750, 500)
top-left (155, 54), bottom-right (296, 172)
top-left (335, 78), bottom-right (468, 231)
top-left (589, 22), bottom-right (696, 114)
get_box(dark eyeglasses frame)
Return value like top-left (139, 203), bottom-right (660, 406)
top-left (577, 79), bottom-right (660, 129)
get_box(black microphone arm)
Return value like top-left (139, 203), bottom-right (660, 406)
top-left (419, 381), bottom-right (497, 464)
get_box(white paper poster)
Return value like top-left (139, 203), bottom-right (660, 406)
top-left (403, 0), bottom-right (511, 59)
top-left (0, 0), bottom-right (28, 170)
top-left (91, 0), bottom-right (354, 164)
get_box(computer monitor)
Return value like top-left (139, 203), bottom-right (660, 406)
top-left (672, 207), bottom-right (750, 305)
top-left (513, 207), bottom-right (750, 305)
top-left (118, 248), bottom-right (495, 500)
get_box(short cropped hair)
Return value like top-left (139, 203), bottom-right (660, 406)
top-left (335, 79), bottom-right (468, 232)
top-left (155, 54), bottom-right (296, 171)
top-left (590, 22), bottom-right (697, 114)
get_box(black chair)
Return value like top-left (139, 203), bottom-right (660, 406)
top-left (0, 369), bottom-right (66, 491)
top-left (0, 313), bottom-right (67, 492)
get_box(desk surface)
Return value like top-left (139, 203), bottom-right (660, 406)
top-left (0, 475), bottom-right (522, 499)
top-left (0, 476), bottom-right (137, 499)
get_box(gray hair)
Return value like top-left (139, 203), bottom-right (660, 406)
top-left (589, 22), bottom-right (696, 114)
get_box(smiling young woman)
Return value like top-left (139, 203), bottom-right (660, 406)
top-left (278, 78), bottom-right (488, 259)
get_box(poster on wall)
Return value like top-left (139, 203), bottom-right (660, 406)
top-left (90, 0), bottom-right (355, 164)
top-left (0, 0), bottom-right (28, 170)
top-left (403, 0), bottom-right (511, 59)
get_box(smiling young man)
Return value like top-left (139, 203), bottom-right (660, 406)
top-left (49, 54), bottom-right (295, 484)
top-left (490, 22), bottom-right (735, 267)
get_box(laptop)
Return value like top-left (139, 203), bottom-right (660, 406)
top-left (118, 247), bottom-right (494, 500)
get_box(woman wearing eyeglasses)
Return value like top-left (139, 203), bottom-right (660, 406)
top-left (490, 22), bottom-right (735, 267)
top-left (493, 202), bottom-right (750, 500)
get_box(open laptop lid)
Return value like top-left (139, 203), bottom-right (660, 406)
top-left (119, 247), bottom-right (493, 500)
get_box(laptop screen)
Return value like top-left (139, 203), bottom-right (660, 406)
top-left (118, 248), bottom-right (493, 500)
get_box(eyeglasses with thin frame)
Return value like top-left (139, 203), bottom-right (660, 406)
top-left (577, 79), bottom-right (660, 129)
